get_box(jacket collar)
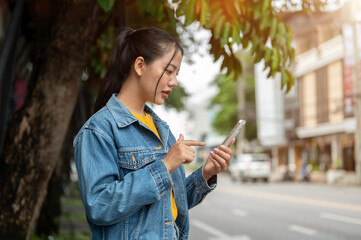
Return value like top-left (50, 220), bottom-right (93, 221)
top-left (106, 94), bottom-right (167, 128)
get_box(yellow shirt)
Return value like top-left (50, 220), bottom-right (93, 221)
top-left (131, 111), bottom-right (178, 222)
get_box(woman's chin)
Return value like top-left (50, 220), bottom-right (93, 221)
top-left (150, 99), bottom-right (165, 105)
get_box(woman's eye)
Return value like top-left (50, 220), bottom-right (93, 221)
top-left (166, 70), bottom-right (173, 75)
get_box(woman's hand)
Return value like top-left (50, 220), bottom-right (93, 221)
top-left (202, 139), bottom-right (235, 181)
top-left (163, 134), bottom-right (205, 173)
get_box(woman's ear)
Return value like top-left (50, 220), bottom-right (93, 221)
top-left (134, 56), bottom-right (145, 77)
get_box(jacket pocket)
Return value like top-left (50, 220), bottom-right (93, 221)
top-left (117, 149), bottom-right (156, 171)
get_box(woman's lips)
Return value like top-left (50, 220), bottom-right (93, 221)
top-left (161, 90), bottom-right (171, 98)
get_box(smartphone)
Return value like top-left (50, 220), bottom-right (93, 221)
top-left (221, 119), bottom-right (246, 146)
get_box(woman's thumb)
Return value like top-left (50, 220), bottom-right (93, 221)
top-left (178, 134), bottom-right (184, 141)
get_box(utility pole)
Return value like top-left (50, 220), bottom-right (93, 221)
top-left (236, 75), bottom-right (246, 156)
top-left (236, 51), bottom-right (253, 156)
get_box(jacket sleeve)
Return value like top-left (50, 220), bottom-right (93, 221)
top-left (185, 166), bottom-right (217, 209)
top-left (74, 127), bottom-right (173, 226)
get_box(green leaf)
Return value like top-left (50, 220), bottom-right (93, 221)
top-left (288, 48), bottom-right (296, 67)
top-left (231, 23), bottom-right (241, 44)
top-left (97, 0), bottom-right (115, 12)
top-left (260, 17), bottom-right (268, 31)
top-left (158, 5), bottom-right (165, 21)
top-left (226, 56), bottom-right (234, 75)
top-left (287, 25), bottom-right (293, 48)
top-left (206, 8), bottom-right (223, 28)
top-left (199, 0), bottom-right (208, 26)
top-left (281, 68), bottom-right (288, 88)
top-left (278, 34), bottom-right (286, 48)
top-left (271, 48), bottom-right (279, 71)
top-left (277, 22), bottom-right (286, 36)
top-left (243, 21), bottom-right (251, 35)
top-left (100, 67), bottom-right (107, 79)
top-left (209, 38), bottom-right (223, 62)
top-left (264, 48), bottom-right (272, 63)
top-left (176, 0), bottom-right (189, 17)
top-left (262, 0), bottom-right (270, 12)
top-left (234, 0), bottom-right (241, 15)
top-left (267, 69), bottom-right (273, 79)
top-left (251, 34), bottom-right (259, 54)
top-left (166, 7), bottom-right (177, 31)
top-left (269, 17), bottom-right (277, 39)
top-left (214, 15), bottom-right (226, 39)
top-left (221, 22), bottom-right (231, 47)
top-left (254, 48), bottom-right (264, 63)
top-left (253, 5), bottom-right (261, 20)
top-left (286, 71), bottom-right (294, 92)
top-left (185, 0), bottom-right (197, 26)
top-left (241, 36), bottom-right (249, 49)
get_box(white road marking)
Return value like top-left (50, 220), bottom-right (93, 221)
top-left (289, 225), bottom-right (317, 236)
top-left (232, 209), bottom-right (248, 217)
top-left (320, 212), bottom-right (361, 226)
top-left (192, 219), bottom-right (251, 240)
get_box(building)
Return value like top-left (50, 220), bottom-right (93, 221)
top-left (255, 0), bottom-right (361, 184)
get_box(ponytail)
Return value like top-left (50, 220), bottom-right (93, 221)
top-left (93, 27), bottom-right (183, 113)
top-left (93, 28), bottom-right (134, 113)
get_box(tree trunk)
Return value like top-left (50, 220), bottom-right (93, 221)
top-left (0, 1), bottom-right (103, 239)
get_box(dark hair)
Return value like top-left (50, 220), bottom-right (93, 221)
top-left (93, 27), bottom-right (184, 113)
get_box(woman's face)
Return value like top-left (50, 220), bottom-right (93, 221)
top-left (140, 48), bottom-right (183, 105)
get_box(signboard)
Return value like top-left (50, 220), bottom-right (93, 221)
top-left (343, 23), bottom-right (361, 117)
top-left (343, 24), bottom-right (354, 116)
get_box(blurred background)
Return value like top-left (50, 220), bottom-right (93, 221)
top-left (0, 0), bottom-right (361, 239)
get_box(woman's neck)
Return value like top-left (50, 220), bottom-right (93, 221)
top-left (116, 79), bottom-right (146, 115)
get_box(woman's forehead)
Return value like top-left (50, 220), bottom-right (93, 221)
top-left (161, 49), bottom-right (182, 68)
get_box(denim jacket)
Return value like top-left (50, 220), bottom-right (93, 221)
top-left (73, 94), bottom-right (217, 240)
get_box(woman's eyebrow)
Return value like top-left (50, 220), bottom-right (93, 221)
top-left (168, 63), bottom-right (178, 70)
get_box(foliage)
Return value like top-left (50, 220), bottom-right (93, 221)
top-left (164, 82), bottom-right (189, 110)
top-left (210, 74), bottom-right (238, 136)
top-left (97, 0), bottom-right (116, 12)
top-left (173, 0), bottom-right (332, 92)
top-left (210, 69), bottom-right (257, 141)
top-left (94, 0), bottom-right (337, 109)
top-left (89, 26), bottom-right (115, 80)
top-left (97, 1), bottom-right (333, 93)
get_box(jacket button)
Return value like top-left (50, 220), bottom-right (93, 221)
top-left (132, 154), bottom-right (137, 165)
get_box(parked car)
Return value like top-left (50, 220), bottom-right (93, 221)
top-left (229, 154), bottom-right (271, 182)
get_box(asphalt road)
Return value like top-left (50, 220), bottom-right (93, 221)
top-left (188, 174), bottom-right (361, 240)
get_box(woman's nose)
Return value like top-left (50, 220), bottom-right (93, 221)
top-left (169, 76), bottom-right (178, 87)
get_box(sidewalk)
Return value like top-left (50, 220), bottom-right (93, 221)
top-left (270, 169), bottom-right (361, 186)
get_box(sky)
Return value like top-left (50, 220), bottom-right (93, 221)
top-left (179, 27), bottom-right (221, 104)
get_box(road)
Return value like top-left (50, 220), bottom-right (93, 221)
top-left (188, 174), bottom-right (361, 240)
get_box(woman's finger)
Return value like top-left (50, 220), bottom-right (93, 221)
top-left (210, 151), bottom-right (228, 170)
top-left (182, 149), bottom-right (195, 163)
top-left (209, 155), bottom-right (221, 168)
top-left (214, 148), bottom-right (231, 162)
top-left (182, 140), bottom-right (206, 146)
top-left (219, 145), bottom-right (233, 155)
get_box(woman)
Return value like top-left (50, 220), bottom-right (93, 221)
top-left (73, 27), bottom-right (234, 240)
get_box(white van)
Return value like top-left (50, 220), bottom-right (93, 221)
top-left (229, 154), bottom-right (271, 182)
